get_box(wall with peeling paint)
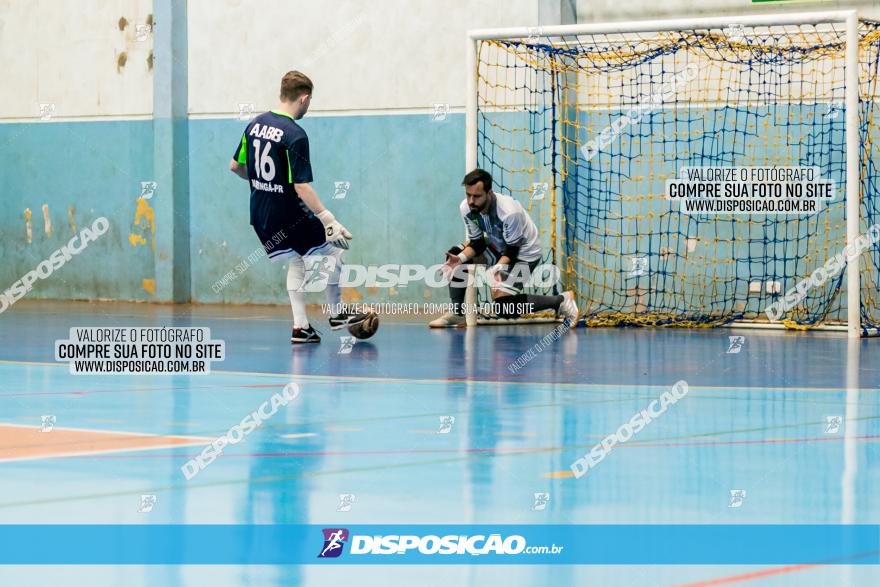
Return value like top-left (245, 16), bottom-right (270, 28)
top-left (0, 0), bottom-right (545, 307)
top-left (0, 1), bottom-right (159, 305)
top-left (0, 0), bottom-right (154, 120)
top-left (0, 121), bottom-right (155, 302)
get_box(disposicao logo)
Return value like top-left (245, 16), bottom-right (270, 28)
top-left (318, 528), bottom-right (349, 558)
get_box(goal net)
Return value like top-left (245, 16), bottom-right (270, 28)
top-left (469, 14), bottom-right (880, 335)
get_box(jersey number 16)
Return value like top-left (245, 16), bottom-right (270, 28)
top-left (252, 139), bottom-right (276, 181)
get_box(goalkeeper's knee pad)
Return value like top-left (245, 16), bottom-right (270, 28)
top-left (446, 243), bottom-right (465, 257)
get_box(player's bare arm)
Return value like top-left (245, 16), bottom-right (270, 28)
top-left (229, 159), bottom-right (248, 179)
top-left (292, 182), bottom-right (329, 216)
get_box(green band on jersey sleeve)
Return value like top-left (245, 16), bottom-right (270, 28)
top-left (286, 150), bottom-right (293, 183)
top-left (236, 133), bottom-right (247, 164)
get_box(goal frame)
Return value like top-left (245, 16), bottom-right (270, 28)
top-left (465, 10), bottom-right (862, 337)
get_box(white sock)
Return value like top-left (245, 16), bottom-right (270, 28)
top-left (313, 251), bottom-right (343, 317)
top-left (325, 284), bottom-right (341, 317)
top-left (286, 258), bottom-right (309, 329)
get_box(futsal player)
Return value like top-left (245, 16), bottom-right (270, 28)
top-left (229, 71), bottom-right (367, 343)
top-left (428, 168), bottom-right (578, 327)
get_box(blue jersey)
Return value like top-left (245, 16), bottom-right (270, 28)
top-left (232, 111), bottom-right (315, 241)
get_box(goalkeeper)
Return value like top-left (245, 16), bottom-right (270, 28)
top-left (428, 169), bottom-right (578, 328)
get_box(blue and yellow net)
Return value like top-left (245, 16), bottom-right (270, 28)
top-left (475, 20), bottom-right (880, 333)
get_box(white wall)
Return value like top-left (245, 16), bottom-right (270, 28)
top-left (7, 1), bottom-right (876, 121)
top-left (0, 0), bottom-right (153, 119)
top-left (187, 0), bottom-right (541, 116)
top-left (577, 0), bottom-right (880, 24)
top-left (2, 1), bottom-right (879, 121)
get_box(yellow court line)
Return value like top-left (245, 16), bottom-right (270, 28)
top-left (544, 471), bottom-right (575, 479)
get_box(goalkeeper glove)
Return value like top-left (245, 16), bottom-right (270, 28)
top-left (316, 209), bottom-right (353, 250)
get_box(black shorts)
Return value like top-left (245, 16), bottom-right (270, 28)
top-left (253, 215), bottom-right (326, 260)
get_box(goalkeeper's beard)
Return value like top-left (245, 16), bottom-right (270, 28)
top-left (469, 192), bottom-right (493, 214)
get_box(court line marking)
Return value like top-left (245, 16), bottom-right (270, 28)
top-left (0, 422), bottom-right (213, 441)
top-left (50, 433), bottom-right (880, 460)
top-left (2, 429), bottom-right (879, 510)
top-left (673, 564), bottom-right (820, 587)
top-left (0, 321), bottom-right (872, 519)
top-left (0, 423), bottom-right (212, 464)
top-left (1, 359), bottom-right (879, 393)
top-left (0, 364), bottom-right (875, 505)
top-left (0, 368), bottom-right (875, 459)
top-left (215, 368), bottom-right (880, 393)
top-left (0, 394), bottom-right (638, 454)
top-left (0, 382), bottom-right (871, 437)
top-left (546, 434), bottom-right (880, 478)
top-left (0, 380), bottom-right (876, 455)
top-left (0, 379), bottom-right (349, 398)
top-left (672, 549), bottom-right (880, 586)
top-left (6, 428), bottom-right (877, 511)
top-left (0, 444), bottom-right (204, 465)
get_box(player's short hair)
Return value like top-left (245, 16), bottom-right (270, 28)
top-left (462, 168), bottom-right (493, 193)
top-left (280, 71), bottom-right (313, 102)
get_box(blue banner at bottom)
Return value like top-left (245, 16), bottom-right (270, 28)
top-left (0, 525), bottom-right (878, 565)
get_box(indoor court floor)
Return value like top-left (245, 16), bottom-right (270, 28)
top-left (0, 299), bottom-right (878, 586)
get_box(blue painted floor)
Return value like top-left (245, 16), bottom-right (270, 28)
top-left (0, 300), bottom-right (878, 586)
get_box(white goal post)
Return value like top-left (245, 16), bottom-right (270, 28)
top-left (465, 10), bottom-right (876, 337)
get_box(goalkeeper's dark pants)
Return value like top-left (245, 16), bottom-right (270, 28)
top-left (446, 247), bottom-right (562, 318)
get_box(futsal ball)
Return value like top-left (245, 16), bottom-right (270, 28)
top-left (348, 312), bottom-right (379, 340)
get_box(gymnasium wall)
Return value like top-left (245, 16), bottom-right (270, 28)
top-left (0, 0), bottom-right (154, 303)
top-left (576, 0), bottom-right (880, 22)
top-left (188, 0), bottom-right (540, 305)
top-left (0, 0), bottom-right (539, 307)
top-left (2, 0), bottom-right (878, 308)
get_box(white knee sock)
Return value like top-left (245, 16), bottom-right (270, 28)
top-left (325, 285), bottom-right (341, 317)
top-left (313, 251), bottom-right (343, 317)
top-left (286, 258), bottom-right (310, 329)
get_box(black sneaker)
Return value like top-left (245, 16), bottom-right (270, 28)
top-left (329, 311), bottom-right (370, 331)
top-left (291, 325), bottom-right (321, 344)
